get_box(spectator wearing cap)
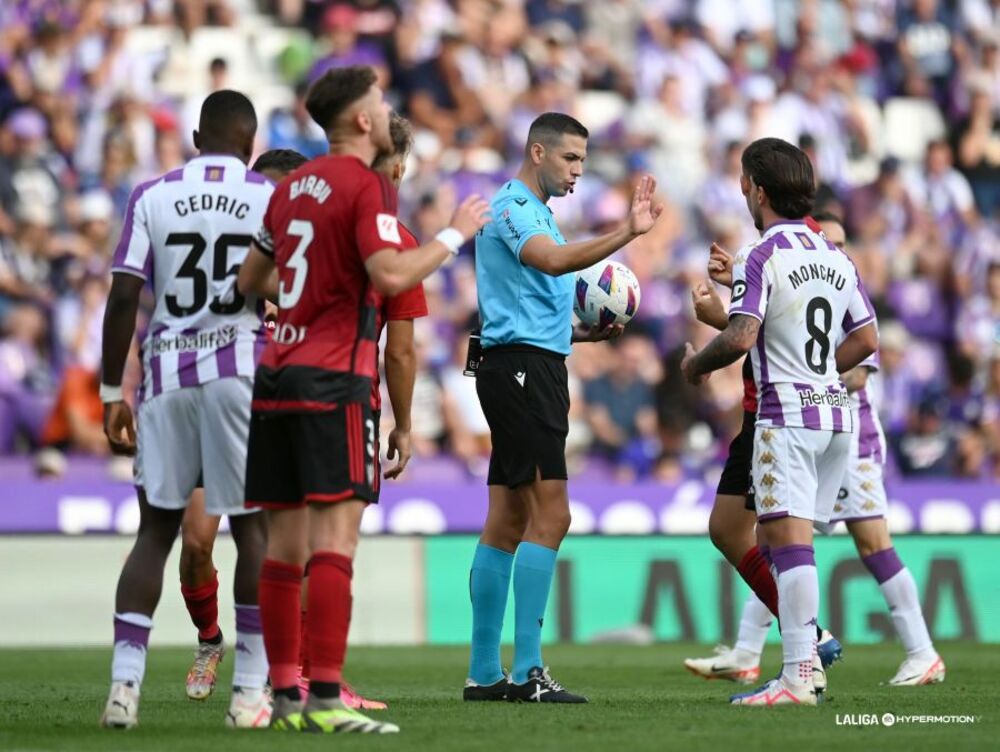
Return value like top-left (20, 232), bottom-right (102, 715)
top-left (0, 109), bottom-right (62, 237)
top-left (307, 4), bottom-right (389, 86)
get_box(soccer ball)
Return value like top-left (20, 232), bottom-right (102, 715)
top-left (573, 260), bottom-right (641, 328)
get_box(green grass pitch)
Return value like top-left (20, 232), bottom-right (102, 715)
top-left (1, 643), bottom-right (995, 751)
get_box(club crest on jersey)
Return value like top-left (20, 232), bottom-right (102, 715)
top-left (376, 213), bottom-right (402, 243)
top-left (204, 166), bottom-right (225, 182)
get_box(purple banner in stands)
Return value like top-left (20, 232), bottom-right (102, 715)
top-left (1, 459), bottom-right (998, 534)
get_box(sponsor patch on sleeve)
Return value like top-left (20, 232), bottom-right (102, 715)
top-left (377, 213), bottom-right (402, 244)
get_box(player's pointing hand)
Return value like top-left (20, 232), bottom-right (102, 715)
top-left (708, 242), bottom-right (734, 287)
top-left (450, 194), bottom-right (492, 241)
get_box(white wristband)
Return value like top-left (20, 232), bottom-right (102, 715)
top-left (100, 383), bottom-right (124, 403)
top-left (435, 227), bottom-right (464, 256)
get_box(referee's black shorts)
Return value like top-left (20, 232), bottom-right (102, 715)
top-left (476, 345), bottom-right (569, 489)
top-left (717, 409), bottom-right (757, 511)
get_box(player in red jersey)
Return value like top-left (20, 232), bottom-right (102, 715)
top-left (295, 112), bottom-right (427, 711)
top-left (236, 65), bottom-right (489, 734)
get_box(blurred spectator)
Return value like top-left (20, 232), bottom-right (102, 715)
top-left (0, 303), bottom-right (54, 453)
top-left (950, 76), bottom-right (1000, 218)
top-left (266, 80), bottom-right (329, 159)
top-left (583, 336), bottom-right (660, 478)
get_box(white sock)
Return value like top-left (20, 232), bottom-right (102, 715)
top-left (233, 604), bottom-right (269, 690)
top-left (776, 565), bottom-right (818, 687)
top-left (735, 593), bottom-right (773, 657)
top-left (879, 569), bottom-right (934, 657)
top-left (111, 612), bottom-right (153, 686)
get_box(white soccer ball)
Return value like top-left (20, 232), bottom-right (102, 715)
top-left (573, 260), bottom-right (641, 328)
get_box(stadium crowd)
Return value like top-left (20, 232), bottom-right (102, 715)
top-left (0, 0), bottom-right (997, 482)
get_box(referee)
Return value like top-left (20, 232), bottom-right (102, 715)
top-left (464, 112), bottom-right (663, 703)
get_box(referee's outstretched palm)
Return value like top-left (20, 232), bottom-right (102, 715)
top-left (628, 175), bottom-right (664, 235)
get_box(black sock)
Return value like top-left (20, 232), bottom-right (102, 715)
top-left (275, 686), bottom-right (301, 702)
top-left (816, 624), bottom-right (823, 641)
top-left (310, 681), bottom-right (340, 700)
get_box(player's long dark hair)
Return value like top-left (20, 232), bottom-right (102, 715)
top-left (741, 138), bottom-right (815, 219)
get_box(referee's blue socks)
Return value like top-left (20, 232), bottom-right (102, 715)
top-left (512, 542), bottom-right (558, 684)
top-left (468, 543), bottom-right (514, 686)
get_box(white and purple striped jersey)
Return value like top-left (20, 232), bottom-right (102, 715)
top-left (729, 220), bottom-right (876, 432)
top-left (852, 351), bottom-right (887, 463)
top-left (111, 155), bottom-right (273, 400)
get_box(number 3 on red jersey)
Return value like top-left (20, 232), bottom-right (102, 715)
top-left (279, 219), bottom-right (313, 309)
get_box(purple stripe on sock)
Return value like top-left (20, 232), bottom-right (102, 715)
top-left (862, 547), bottom-right (904, 585)
top-left (770, 544), bottom-right (815, 573)
top-left (235, 605), bottom-right (262, 634)
top-left (114, 616), bottom-right (151, 649)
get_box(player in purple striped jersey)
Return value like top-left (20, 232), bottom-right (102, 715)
top-left (100, 91), bottom-right (274, 730)
top-left (699, 213), bottom-right (944, 692)
top-left (813, 213), bottom-right (943, 686)
top-left (682, 139), bottom-right (878, 707)
top-left (176, 148), bottom-right (308, 705)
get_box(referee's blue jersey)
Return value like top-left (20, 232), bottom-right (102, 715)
top-left (475, 179), bottom-right (574, 356)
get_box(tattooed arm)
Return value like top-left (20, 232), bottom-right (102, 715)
top-left (681, 314), bottom-right (760, 384)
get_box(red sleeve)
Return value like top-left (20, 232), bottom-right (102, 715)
top-left (385, 223), bottom-right (428, 320)
top-left (385, 283), bottom-right (428, 321)
top-left (354, 170), bottom-right (404, 261)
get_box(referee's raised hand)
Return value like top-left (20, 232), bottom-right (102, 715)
top-left (628, 175), bottom-right (665, 236)
top-left (450, 194), bottom-right (492, 240)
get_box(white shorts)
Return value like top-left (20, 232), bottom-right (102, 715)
top-left (830, 454), bottom-right (888, 523)
top-left (134, 377), bottom-right (255, 516)
top-left (751, 425), bottom-right (850, 524)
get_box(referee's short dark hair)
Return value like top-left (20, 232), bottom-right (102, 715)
top-left (252, 149), bottom-right (308, 175)
top-left (306, 65), bottom-right (377, 134)
top-left (525, 112), bottom-right (589, 157)
top-left (741, 137), bottom-right (815, 219)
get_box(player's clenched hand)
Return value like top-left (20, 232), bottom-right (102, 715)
top-left (691, 280), bottom-right (728, 330)
top-left (680, 341), bottom-right (709, 386)
top-left (708, 242), bottom-right (734, 287)
top-left (103, 400), bottom-right (137, 456)
top-left (572, 322), bottom-right (625, 343)
top-left (450, 194), bottom-right (491, 241)
top-left (628, 175), bottom-right (665, 236)
top-left (383, 427), bottom-right (412, 480)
